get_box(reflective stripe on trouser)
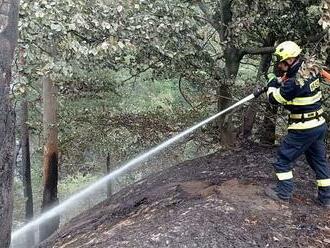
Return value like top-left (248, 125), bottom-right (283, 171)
top-left (288, 117), bottom-right (325, 130)
top-left (274, 123), bottom-right (330, 202)
top-left (276, 171), bottom-right (293, 181)
top-left (317, 179), bottom-right (330, 187)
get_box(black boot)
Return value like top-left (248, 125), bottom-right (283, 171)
top-left (317, 198), bottom-right (330, 209)
top-left (264, 185), bottom-right (290, 203)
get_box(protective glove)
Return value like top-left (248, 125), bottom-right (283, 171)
top-left (253, 86), bottom-right (267, 98)
top-left (267, 73), bottom-right (276, 82)
top-left (267, 73), bottom-right (280, 88)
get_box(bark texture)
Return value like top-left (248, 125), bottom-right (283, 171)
top-left (259, 35), bottom-right (278, 145)
top-left (0, 1), bottom-right (19, 247)
top-left (21, 97), bottom-right (35, 247)
top-left (39, 75), bottom-right (60, 242)
top-left (243, 35), bottom-right (275, 141)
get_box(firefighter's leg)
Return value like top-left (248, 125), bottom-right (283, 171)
top-left (305, 124), bottom-right (330, 205)
top-left (274, 131), bottom-right (308, 199)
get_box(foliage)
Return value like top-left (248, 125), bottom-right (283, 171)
top-left (319, 0), bottom-right (330, 61)
top-left (320, 0), bottom-right (330, 31)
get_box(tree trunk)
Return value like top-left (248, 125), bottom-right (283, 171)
top-left (213, 0), bottom-right (242, 146)
top-left (21, 97), bottom-right (35, 247)
top-left (242, 42), bottom-right (274, 139)
top-left (0, 1), bottom-right (19, 247)
top-left (240, 57), bottom-right (267, 139)
top-left (259, 39), bottom-right (278, 144)
top-left (106, 152), bottom-right (113, 198)
top-left (216, 47), bottom-right (242, 146)
top-left (39, 75), bottom-right (60, 242)
top-left (241, 104), bottom-right (256, 139)
top-left (259, 104), bottom-right (278, 145)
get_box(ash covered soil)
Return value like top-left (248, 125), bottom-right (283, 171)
top-left (40, 144), bottom-right (330, 248)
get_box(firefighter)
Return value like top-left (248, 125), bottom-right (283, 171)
top-left (264, 41), bottom-right (330, 208)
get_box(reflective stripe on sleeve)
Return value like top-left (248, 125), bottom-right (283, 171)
top-left (276, 171), bottom-right (293, 181)
top-left (267, 87), bottom-right (277, 97)
top-left (317, 179), bottom-right (330, 187)
top-left (272, 88), bottom-right (288, 104)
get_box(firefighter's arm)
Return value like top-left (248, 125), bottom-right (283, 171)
top-left (267, 78), bottom-right (299, 105)
top-left (266, 75), bottom-right (281, 105)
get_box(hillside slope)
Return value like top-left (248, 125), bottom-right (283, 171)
top-left (40, 144), bottom-right (330, 248)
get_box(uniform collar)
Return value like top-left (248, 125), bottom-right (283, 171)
top-left (286, 58), bottom-right (303, 78)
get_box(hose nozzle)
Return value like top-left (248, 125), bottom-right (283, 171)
top-left (253, 86), bottom-right (268, 98)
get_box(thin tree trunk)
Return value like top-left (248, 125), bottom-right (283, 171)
top-left (242, 46), bottom-right (274, 139)
top-left (21, 97), bottom-right (35, 247)
top-left (0, 1), bottom-right (19, 247)
top-left (240, 60), bottom-right (266, 139)
top-left (258, 36), bottom-right (278, 145)
top-left (106, 152), bottom-right (112, 198)
top-left (259, 56), bottom-right (278, 143)
top-left (259, 104), bottom-right (278, 145)
top-left (39, 75), bottom-right (60, 242)
top-left (213, 0), bottom-right (241, 146)
top-left (217, 47), bottom-right (242, 146)
top-left (241, 67), bottom-right (265, 139)
top-left (239, 32), bottom-right (276, 143)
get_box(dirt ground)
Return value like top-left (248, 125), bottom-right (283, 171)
top-left (39, 143), bottom-right (330, 248)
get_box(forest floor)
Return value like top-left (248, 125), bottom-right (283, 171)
top-left (39, 143), bottom-right (330, 248)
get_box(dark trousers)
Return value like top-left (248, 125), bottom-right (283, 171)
top-left (274, 123), bottom-right (330, 203)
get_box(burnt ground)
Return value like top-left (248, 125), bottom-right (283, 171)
top-left (40, 143), bottom-right (330, 248)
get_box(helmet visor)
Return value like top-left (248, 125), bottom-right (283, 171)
top-left (273, 54), bottom-right (284, 62)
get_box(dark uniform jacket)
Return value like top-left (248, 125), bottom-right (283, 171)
top-left (267, 59), bottom-right (325, 130)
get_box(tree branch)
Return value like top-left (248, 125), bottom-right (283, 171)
top-left (240, 46), bottom-right (275, 56)
top-left (120, 63), bottom-right (156, 86)
top-left (201, 30), bottom-right (217, 49)
top-left (178, 75), bottom-right (195, 109)
top-left (197, 1), bottom-right (223, 36)
top-left (197, 1), bottom-right (213, 21)
top-left (69, 30), bottom-right (108, 44)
